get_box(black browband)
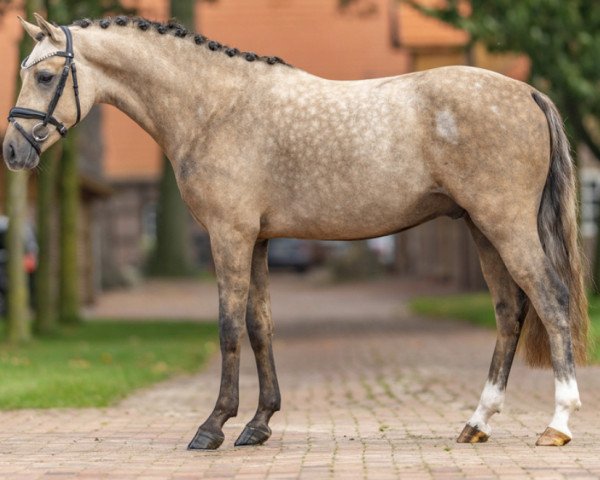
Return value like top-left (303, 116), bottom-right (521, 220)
top-left (8, 25), bottom-right (81, 156)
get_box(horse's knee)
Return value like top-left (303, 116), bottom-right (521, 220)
top-left (219, 321), bottom-right (244, 354)
top-left (248, 325), bottom-right (272, 350)
top-left (246, 307), bottom-right (273, 347)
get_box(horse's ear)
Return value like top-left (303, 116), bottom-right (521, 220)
top-left (18, 16), bottom-right (43, 42)
top-left (33, 12), bottom-right (65, 45)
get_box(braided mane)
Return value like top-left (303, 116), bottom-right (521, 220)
top-left (66, 16), bottom-right (291, 68)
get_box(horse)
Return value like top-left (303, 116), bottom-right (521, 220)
top-left (3, 14), bottom-right (589, 450)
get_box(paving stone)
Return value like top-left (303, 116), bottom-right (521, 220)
top-left (1, 276), bottom-right (598, 479)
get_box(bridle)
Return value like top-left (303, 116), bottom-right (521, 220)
top-left (8, 26), bottom-right (81, 156)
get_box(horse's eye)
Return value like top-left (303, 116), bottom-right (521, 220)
top-left (36, 71), bottom-right (54, 85)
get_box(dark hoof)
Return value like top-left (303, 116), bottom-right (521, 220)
top-left (456, 424), bottom-right (489, 443)
top-left (536, 427), bottom-right (571, 446)
top-left (187, 429), bottom-right (225, 450)
top-left (234, 424), bottom-right (272, 446)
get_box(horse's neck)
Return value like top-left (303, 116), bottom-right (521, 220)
top-left (76, 27), bottom-right (256, 163)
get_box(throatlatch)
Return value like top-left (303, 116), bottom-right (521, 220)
top-left (8, 25), bottom-right (81, 155)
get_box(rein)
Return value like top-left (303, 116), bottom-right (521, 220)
top-left (8, 26), bottom-right (81, 155)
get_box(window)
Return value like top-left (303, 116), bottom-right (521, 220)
top-left (579, 168), bottom-right (600, 238)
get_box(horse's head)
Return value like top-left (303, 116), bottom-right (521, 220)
top-left (3, 14), bottom-right (94, 170)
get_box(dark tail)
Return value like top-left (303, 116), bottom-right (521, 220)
top-left (520, 91), bottom-right (589, 367)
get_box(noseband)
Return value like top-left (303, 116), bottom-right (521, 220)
top-left (8, 26), bottom-right (81, 156)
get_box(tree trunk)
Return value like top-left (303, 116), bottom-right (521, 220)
top-left (58, 134), bottom-right (81, 324)
top-left (34, 144), bottom-right (59, 334)
top-left (6, 170), bottom-right (31, 343)
top-left (147, 157), bottom-right (193, 276)
top-left (41, 0), bottom-right (82, 325)
top-left (5, 0), bottom-right (46, 343)
top-left (146, 0), bottom-right (195, 277)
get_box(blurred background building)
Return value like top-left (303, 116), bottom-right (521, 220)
top-left (2, 0), bottom-right (585, 304)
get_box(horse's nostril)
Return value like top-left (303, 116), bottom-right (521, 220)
top-left (8, 143), bottom-right (16, 161)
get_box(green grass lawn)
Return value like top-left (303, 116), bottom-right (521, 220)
top-left (410, 293), bottom-right (600, 361)
top-left (0, 320), bottom-right (218, 409)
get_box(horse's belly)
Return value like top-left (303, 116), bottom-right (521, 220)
top-left (260, 186), bottom-right (459, 240)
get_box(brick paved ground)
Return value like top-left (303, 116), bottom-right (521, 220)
top-left (3, 274), bottom-right (600, 479)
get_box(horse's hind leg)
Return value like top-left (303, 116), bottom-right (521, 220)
top-left (457, 218), bottom-right (528, 443)
top-left (479, 218), bottom-right (581, 446)
top-left (235, 239), bottom-right (281, 446)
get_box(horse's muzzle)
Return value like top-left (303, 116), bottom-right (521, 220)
top-left (2, 136), bottom-right (39, 171)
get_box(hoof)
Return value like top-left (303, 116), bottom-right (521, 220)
top-left (456, 424), bottom-right (489, 444)
top-left (536, 427), bottom-right (571, 447)
top-left (234, 424), bottom-right (272, 446)
top-left (187, 429), bottom-right (225, 450)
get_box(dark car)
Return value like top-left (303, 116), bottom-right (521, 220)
top-left (0, 216), bottom-right (38, 315)
top-left (268, 238), bottom-right (314, 273)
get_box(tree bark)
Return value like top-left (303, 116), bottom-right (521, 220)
top-left (6, 169), bottom-right (31, 343)
top-left (147, 157), bottom-right (193, 276)
top-left (58, 134), bottom-right (81, 324)
top-left (41, 0), bottom-right (82, 325)
top-left (34, 144), bottom-right (59, 333)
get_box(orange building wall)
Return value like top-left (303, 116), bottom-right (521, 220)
top-left (199, 0), bottom-right (411, 80)
top-left (398, 1), bottom-right (468, 48)
top-left (0, 9), bottom-right (24, 139)
top-left (101, 0), bottom-right (169, 181)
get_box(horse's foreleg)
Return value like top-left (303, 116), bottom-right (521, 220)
top-left (458, 220), bottom-right (528, 443)
top-left (235, 239), bottom-right (281, 447)
top-left (188, 224), bottom-right (256, 450)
